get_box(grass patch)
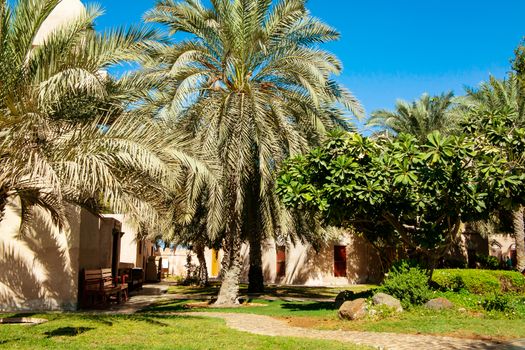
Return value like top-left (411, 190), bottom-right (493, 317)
top-left (0, 313), bottom-right (370, 350)
top-left (286, 308), bottom-right (525, 340)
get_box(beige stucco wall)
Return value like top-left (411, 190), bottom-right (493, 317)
top-left (103, 214), bottom-right (155, 269)
top-left (489, 233), bottom-right (516, 262)
top-left (0, 199), bottom-right (81, 311)
top-left (164, 231), bottom-right (381, 286)
top-left (0, 199), bottom-right (124, 311)
top-left (241, 233), bottom-right (381, 285)
top-left (103, 214), bottom-right (137, 266)
top-left (78, 211), bottom-right (114, 270)
top-left (33, 0), bottom-right (85, 46)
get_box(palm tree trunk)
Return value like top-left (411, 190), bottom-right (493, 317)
top-left (512, 206), bottom-right (525, 272)
top-left (215, 229), bottom-right (242, 306)
top-left (195, 243), bottom-right (208, 286)
top-left (248, 230), bottom-right (264, 293)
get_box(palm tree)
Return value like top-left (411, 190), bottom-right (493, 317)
top-left (458, 75), bottom-right (525, 271)
top-left (0, 0), bottom-right (214, 234)
top-left (144, 0), bottom-right (363, 304)
top-left (368, 92), bottom-right (455, 141)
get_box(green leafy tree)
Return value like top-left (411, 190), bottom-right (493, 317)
top-left (368, 92), bottom-right (455, 141)
top-left (277, 130), bottom-right (507, 276)
top-left (144, 0), bottom-right (362, 304)
top-left (458, 75), bottom-right (525, 271)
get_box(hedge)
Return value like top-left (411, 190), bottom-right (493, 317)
top-left (432, 269), bottom-right (525, 294)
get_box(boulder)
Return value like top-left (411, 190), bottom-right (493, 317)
top-left (334, 290), bottom-right (355, 309)
top-left (338, 298), bottom-right (367, 320)
top-left (425, 297), bottom-right (454, 310)
top-left (371, 292), bottom-right (403, 312)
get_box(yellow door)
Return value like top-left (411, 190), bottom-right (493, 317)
top-left (211, 249), bottom-right (219, 277)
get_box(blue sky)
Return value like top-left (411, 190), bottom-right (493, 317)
top-left (92, 0), bottom-right (525, 132)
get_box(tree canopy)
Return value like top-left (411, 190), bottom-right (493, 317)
top-left (276, 128), bottom-right (522, 271)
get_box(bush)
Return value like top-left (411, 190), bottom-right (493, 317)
top-left (481, 293), bottom-right (514, 312)
top-left (476, 254), bottom-right (501, 270)
top-left (379, 262), bottom-right (432, 308)
top-left (432, 269), bottom-right (525, 294)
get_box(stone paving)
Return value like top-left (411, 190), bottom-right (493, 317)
top-left (104, 288), bottom-right (525, 350)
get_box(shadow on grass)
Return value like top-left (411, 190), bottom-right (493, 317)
top-left (340, 290), bottom-right (375, 301)
top-left (281, 301), bottom-right (336, 312)
top-left (79, 315), bottom-right (114, 326)
top-left (170, 283), bottom-right (376, 301)
top-left (139, 300), bottom-right (192, 313)
top-left (44, 327), bottom-right (94, 338)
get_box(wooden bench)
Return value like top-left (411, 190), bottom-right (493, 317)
top-left (82, 268), bottom-right (128, 308)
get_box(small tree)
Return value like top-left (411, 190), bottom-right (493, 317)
top-left (277, 130), bottom-right (507, 276)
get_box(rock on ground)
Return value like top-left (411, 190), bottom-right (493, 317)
top-left (372, 292), bottom-right (403, 312)
top-left (338, 298), bottom-right (367, 320)
top-left (425, 297), bottom-right (454, 310)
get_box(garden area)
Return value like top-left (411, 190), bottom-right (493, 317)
top-left (2, 0), bottom-right (525, 349)
top-left (151, 268), bottom-right (525, 340)
top-left (2, 268), bottom-right (524, 349)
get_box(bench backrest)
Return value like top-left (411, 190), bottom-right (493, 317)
top-left (84, 268), bottom-right (113, 291)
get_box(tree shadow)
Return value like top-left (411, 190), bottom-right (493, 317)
top-left (138, 299), bottom-right (190, 313)
top-left (281, 301), bottom-right (336, 312)
top-left (0, 200), bottom-right (78, 311)
top-left (44, 326), bottom-right (94, 337)
top-left (79, 315), bottom-right (114, 326)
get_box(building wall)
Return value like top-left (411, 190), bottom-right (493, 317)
top-left (33, 0), bottom-right (85, 45)
top-left (0, 200), bottom-right (81, 311)
top-left (102, 214), bottom-right (155, 269)
top-left (78, 211), bottom-right (116, 271)
top-left (164, 231), bottom-right (382, 286)
top-left (489, 233), bottom-right (516, 263)
top-left (242, 233), bottom-right (381, 285)
top-left (0, 198), bottom-right (125, 311)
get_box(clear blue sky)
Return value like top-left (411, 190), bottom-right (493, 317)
top-left (92, 0), bottom-right (525, 132)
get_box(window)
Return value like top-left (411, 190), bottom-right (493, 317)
top-left (334, 245), bottom-right (347, 277)
top-left (276, 246), bottom-right (286, 278)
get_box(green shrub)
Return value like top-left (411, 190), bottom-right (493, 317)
top-left (379, 262), bottom-right (432, 308)
top-left (476, 254), bottom-right (501, 270)
top-left (481, 293), bottom-right (514, 312)
top-left (432, 269), bottom-right (525, 294)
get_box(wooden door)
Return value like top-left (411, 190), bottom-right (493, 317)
top-left (276, 246), bottom-right (286, 278)
top-left (334, 246), bottom-right (347, 277)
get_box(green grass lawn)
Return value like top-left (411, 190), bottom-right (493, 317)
top-left (151, 284), bottom-right (525, 340)
top-left (0, 313), bottom-right (369, 350)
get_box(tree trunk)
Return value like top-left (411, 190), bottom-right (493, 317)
top-left (195, 243), bottom-right (208, 286)
top-left (512, 206), bottom-right (525, 272)
top-left (248, 231), bottom-right (264, 293)
top-left (215, 231), bottom-right (242, 306)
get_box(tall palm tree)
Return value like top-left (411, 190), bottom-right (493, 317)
top-left (144, 0), bottom-right (363, 304)
top-left (458, 75), bottom-right (525, 271)
top-left (368, 92), bottom-right (455, 141)
top-left (0, 0), bottom-right (213, 234)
